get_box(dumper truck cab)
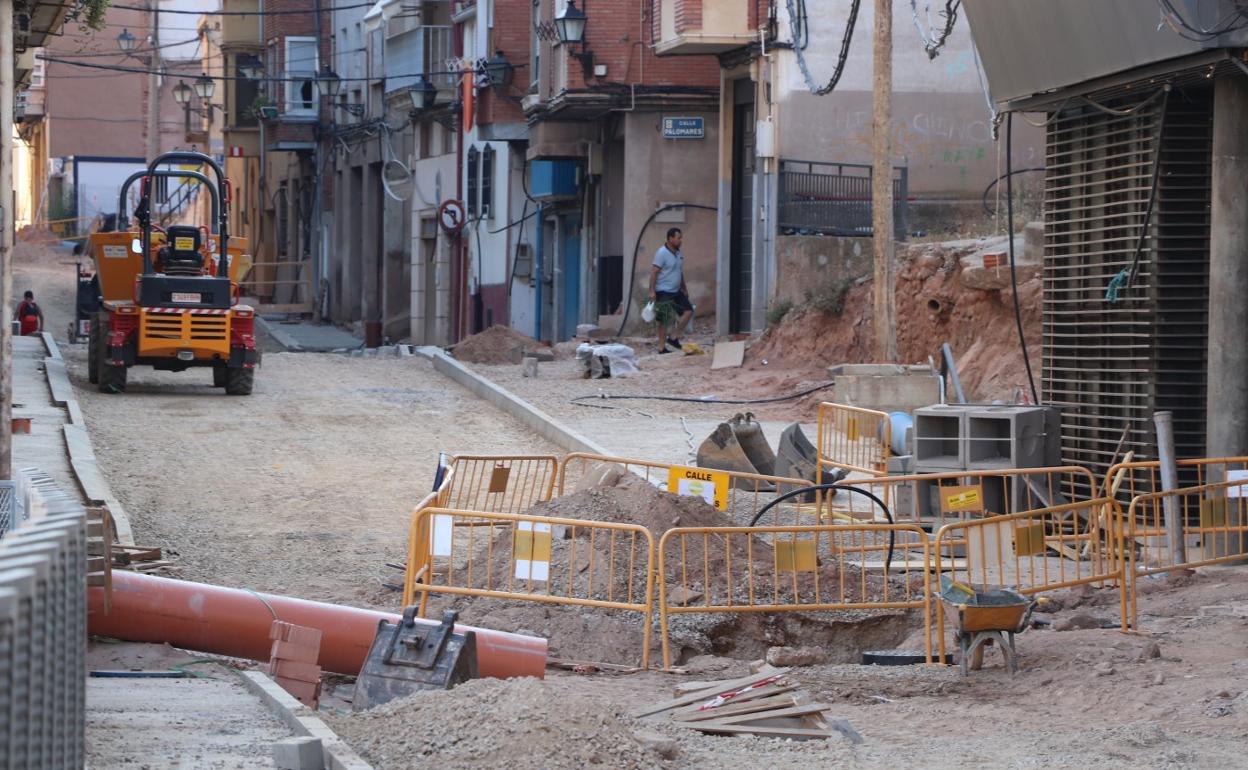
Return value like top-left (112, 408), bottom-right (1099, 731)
top-left (86, 152), bottom-right (258, 395)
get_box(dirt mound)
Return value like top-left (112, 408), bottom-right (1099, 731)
top-left (424, 473), bottom-right (914, 666)
top-left (750, 242), bottom-right (1041, 402)
top-left (328, 677), bottom-right (664, 770)
top-left (451, 325), bottom-right (548, 364)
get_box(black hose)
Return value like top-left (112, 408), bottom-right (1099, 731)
top-left (616, 203), bottom-right (717, 337)
top-left (1005, 113), bottom-right (1040, 405)
top-left (981, 167), bottom-right (1044, 216)
top-left (749, 483), bottom-right (896, 575)
top-left (570, 380), bottom-right (835, 407)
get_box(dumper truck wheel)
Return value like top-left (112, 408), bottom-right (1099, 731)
top-left (213, 365), bottom-right (227, 388)
top-left (98, 360), bottom-right (127, 394)
top-left (225, 368), bottom-right (254, 396)
top-left (87, 318), bottom-right (100, 385)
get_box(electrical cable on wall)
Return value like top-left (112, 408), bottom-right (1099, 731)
top-left (785, 0), bottom-right (861, 96)
top-left (1157, 0), bottom-right (1248, 41)
top-left (910, 0), bottom-right (962, 59)
top-left (1105, 85), bottom-right (1171, 303)
top-left (615, 202), bottom-right (718, 337)
top-left (1004, 112), bottom-right (1040, 405)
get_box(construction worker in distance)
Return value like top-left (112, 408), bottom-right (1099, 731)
top-left (14, 290), bottom-right (44, 336)
top-left (648, 227), bottom-right (694, 354)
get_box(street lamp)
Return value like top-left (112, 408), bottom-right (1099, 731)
top-left (554, 1), bottom-right (588, 45)
top-left (172, 80), bottom-right (193, 105)
top-left (193, 73), bottom-right (215, 101)
top-left (554, 1), bottom-right (594, 79)
top-left (238, 54), bottom-right (264, 81)
top-left (116, 28), bottom-right (138, 54)
top-left (409, 75), bottom-right (437, 111)
top-left (317, 67), bottom-right (342, 100)
top-left (484, 50), bottom-right (514, 96)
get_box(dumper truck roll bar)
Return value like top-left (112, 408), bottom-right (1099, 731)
top-left (135, 151), bottom-right (230, 278)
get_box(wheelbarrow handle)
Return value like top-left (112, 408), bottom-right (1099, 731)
top-left (1017, 596), bottom-right (1049, 633)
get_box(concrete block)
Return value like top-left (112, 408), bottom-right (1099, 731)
top-left (272, 737), bottom-right (324, 770)
top-left (966, 406), bottom-right (1048, 469)
top-left (522, 357), bottom-right (539, 378)
top-left (914, 405), bottom-right (970, 470)
top-left (831, 373), bottom-right (942, 415)
top-left (525, 348), bottom-right (555, 362)
top-left (887, 454), bottom-right (914, 474)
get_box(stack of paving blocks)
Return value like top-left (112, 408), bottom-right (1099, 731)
top-left (268, 621), bottom-right (324, 708)
top-left (912, 404), bottom-right (1060, 518)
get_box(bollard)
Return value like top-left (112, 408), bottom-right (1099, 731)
top-left (522, 356), bottom-right (539, 378)
top-left (1153, 411), bottom-right (1187, 570)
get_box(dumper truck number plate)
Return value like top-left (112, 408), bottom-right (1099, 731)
top-left (171, 292), bottom-right (201, 304)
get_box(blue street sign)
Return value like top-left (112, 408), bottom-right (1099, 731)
top-left (662, 116), bottom-right (705, 140)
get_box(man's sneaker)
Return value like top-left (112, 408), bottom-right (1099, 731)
top-left (667, 337), bottom-right (682, 351)
top-left (658, 346), bottom-right (672, 355)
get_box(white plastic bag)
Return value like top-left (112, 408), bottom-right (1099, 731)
top-left (641, 301), bottom-right (656, 323)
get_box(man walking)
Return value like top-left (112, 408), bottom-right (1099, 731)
top-left (649, 227), bottom-right (694, 353)
top-left (14, 290), bottom-right (43, 337)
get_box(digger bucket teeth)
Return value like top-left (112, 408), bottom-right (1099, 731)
top-left (696, 422), bottom-right (775, 490)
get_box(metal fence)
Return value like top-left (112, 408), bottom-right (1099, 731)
top-left (1, 470), bottom-right (88, 769)
top-left (778, 160), bottom-right (908, 239)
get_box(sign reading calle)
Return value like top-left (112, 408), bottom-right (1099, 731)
top-left (662, 116), bottom-right (705, 140)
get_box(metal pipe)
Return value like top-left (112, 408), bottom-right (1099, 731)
top-left (88, 571), bottom-right (547, 679)
top-left (1153, 410), bottom-right (1186, 569)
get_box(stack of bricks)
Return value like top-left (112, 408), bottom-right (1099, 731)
top-left (268, 620), bottom-right (324, 709)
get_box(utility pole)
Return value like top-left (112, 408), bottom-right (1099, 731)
top-left (146, 0), bottom-right (162, 162)
top-left (1, 0), bottom-right (14, 480)
top-left (871, 0), bottom-right (897, 362)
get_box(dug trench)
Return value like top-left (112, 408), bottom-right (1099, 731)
top-left (418, 473), bottom-right (917, 667)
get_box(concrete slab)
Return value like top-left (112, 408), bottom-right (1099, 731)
top-left (10, 336), bottom-right (79, 503)
top-left (86, 671), bottom-right (293, 769)
top-left (239, 672), bottom-right (374, 770)
top-left (257, 317), bottom-right (362, 353)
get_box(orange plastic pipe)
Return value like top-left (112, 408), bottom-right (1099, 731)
top-left (89, 571), bottom-right (546, 679)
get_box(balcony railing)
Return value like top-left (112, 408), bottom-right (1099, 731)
top-left (777, 159), bottom-right (909, 239)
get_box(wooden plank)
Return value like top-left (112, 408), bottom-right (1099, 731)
top-left (673, 683), bottom-right (799, 715)
top-left (670, 722), bottom-right (833, 739)
top-left (700, 703), bottom-right (830, 726)
top-left (631, 668), bottom-right (790, 718)
top-left (710, 340), bottom-right (746, 370)
top-left (671, 693), bottom-right (800, 723)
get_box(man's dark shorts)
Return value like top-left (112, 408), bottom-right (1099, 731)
top-left (655, 290), bottom-right (693, 323)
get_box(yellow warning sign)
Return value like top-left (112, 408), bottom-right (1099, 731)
top-left (940, 485), bottom-right (984, 514)
top-left (513, 521), bottom-right (552, 581)
top-left (846, 417), bottom-right (860, 442)
top-left (667, 465), bottom-right (729, 511)
top-left (174, 236), bottom-right (195, 251)
top-left (774, 539), bottom-right (818, 573)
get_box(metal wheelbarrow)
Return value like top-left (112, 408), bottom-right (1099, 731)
top-left (940, 576), bottom-right (1045, 676)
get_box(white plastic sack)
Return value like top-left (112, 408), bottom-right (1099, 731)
top-left (641, 301), bottom-right (656, 323)
top-left (576, 343), bottom-right (640, 378)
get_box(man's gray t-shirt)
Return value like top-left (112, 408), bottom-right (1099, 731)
top-left (653, 245), bottom-right (683, 293)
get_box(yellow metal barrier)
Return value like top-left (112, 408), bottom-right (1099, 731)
top-left (401, 468), bottom-right (455, 608)
top-left (556, 452), bottom-right (816, 527)
top-left (657, 523), bottom-right (932, 669)
top-left (1105, 456), bottom-right (1248, 503)
top-left (1123, 478), bottom-right (1248, 627)
top-left (816, 403), bottom-right (891, 479)
top-left (443, 454), bottom-right (559, 514)
top-left (932, 498), bottom-right (1124, 661)
top-left (838, 466), bottom-right (1100, 528)
top-left (411, 507), bottom-right (656, 667)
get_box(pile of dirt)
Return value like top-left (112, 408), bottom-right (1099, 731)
top-left (750, 241), bottom-right (1040, 402)
top-left (423, 473), bottom-right (914, 666)
top-left (328, 677), bottom-right (666, 770)
top-left (451, 325), bottom-right (549, 364)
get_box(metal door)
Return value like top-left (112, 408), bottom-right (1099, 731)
top-left (730, 79), bottom-right (756, 333)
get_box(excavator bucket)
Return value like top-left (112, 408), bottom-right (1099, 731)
top-left (698, 423), bottom-right (770, 490)
top-left (775, 422), bottom-right (818, 500)
top-left (729, 413), bottom-right (776, 478)
top-left (352, 608), bottom-right (478, 710)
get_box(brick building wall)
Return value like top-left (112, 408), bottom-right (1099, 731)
top-left (477, 0), bottom-right (530, 126)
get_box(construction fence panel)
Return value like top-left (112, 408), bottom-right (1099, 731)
top-left (411, 507), bottom-right (656, 668)
top-left (0, 471), bottom-right (88, 770)
top-left (816, 403), bottom-right (891, 480)
top-left (657, 524), bottom-right (932, 669)
top-left (556, 453), bottom-right (816, 528)
top-left (443, 455), bottom-right (560, 514)
top-left (1123, 478), bottom-right (1248, 628)
top-left (932, 498), bottom-right (1124, 661)
top-left (1105, 457), bottom-right (1248, 506)
top-left (837, 466), bottom-right (1101, 530)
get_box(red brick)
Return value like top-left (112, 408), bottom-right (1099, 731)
top-left (269, 621), bottom-right (323, 649)
top-left (275, 677), bottom-right (321, 708)
top-left (270, 639), bottom-right (319, 664)
top-left (268, 658), bottom-right (323, 684)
